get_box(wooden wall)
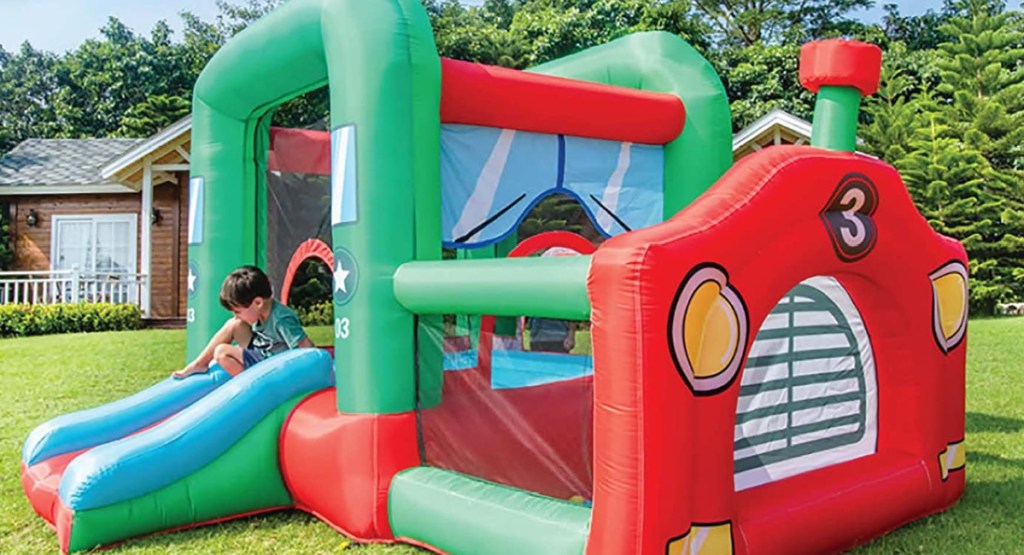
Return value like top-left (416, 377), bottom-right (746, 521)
top-left (7, 175), bottom-right (189, 318)
top-left (176, 174), bottom-right (189, 317)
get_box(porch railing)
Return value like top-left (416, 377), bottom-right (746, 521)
top-left (0, 270), bottom-right (147, 309)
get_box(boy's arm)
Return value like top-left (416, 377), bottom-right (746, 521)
top-left (277, 308), bottom-right (311, 350)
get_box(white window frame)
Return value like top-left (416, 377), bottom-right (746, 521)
top-left (50, 214), bottom-right (138, 275)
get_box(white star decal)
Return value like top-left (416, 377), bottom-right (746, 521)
top-left (334, 261), bottom-right (351, 294)
top-left (187, 268), bottom-right (197, 292)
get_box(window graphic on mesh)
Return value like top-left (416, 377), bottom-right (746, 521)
top-left (734, 276), bottom-right (877, 491)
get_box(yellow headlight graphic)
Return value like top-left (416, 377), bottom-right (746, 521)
top-left (667, 522), bottom-right (734, 555)
top-left (930, 261), bottom-right (968, 354)
top-left (938, 439), bottom-right (966, 481)
top-left (670, 265), bottom-right (748, 394)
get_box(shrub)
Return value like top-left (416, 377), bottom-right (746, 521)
top-left (0, 303), bottom-right (143, 338)
top-left (296, 300), bottom-right (332, 327)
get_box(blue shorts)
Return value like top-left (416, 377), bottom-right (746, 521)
top-left (242, 348), bottom-right (266, 369)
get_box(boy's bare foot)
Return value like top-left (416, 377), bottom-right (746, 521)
top-left (172, 364), bottom-right (207, 379)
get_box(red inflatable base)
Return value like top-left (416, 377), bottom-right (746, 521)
top-left (736, 453), bottom-right (964, 554)
top-left (279, 390), bottom-right (419, 540)
top-left (22, 450), bottom-right (83, 529)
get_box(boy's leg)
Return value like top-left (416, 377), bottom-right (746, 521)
top-left (209, 319), bottom-right (256, 376)
top-left (213, 343), bottom-right (245, 376)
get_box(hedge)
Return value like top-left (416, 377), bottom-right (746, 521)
top-left (296, 300), bottom-right (332, 327)
top-left (0, 303), bottom-right (143, 338)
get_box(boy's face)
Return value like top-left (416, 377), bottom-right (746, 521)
top-left (231, 298), bottom-right (264, 325)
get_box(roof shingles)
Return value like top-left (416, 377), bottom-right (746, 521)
top-left (0, 138), bottom-right (144, 187)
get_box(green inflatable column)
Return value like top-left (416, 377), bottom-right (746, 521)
top-left (799, 40), bottom-right (882, 153)
top-left (810, 86), bottom-right (861, 152)
top-left (185, 104), bottom-right (254, 355)
top-left (186, 0), bottom-right (329, 362)
top-left (321, 0), bottom-right (441, 414)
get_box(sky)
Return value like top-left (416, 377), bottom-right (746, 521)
top-left (0, 0), bottom-right (946, 54)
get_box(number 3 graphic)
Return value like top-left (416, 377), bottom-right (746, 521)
top-left (839, 187), bottom-right (867, 247)
top-left (821, 174), bottom-right (878, 262)
top-left (335, 317), bottom-right (350, 339)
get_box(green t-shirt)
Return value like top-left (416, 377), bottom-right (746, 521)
top-left (250, 300), bottom-right (307, 357)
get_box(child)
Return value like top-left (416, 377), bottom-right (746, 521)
top-left (528, 317), bottom-right (577, 353)
top-left (174, 265), bottom-right (313, 378)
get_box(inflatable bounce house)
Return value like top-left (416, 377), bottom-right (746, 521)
top-left (22, 0), bottom-right (969, 553)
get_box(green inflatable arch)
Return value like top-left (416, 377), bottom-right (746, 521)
top-left (188, 0), bottom-right (442, 414)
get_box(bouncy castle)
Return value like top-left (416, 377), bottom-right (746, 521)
top-left (21, 0), bottom-right (969, 553)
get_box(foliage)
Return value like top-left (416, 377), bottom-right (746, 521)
top-left (50, 19), bottom-right (196, 139)
top-left (935, 0), bottom-right (1024, 171)
top-left (0, 1), bottom-right (287, 151)
top-left (0, 303), bottom-right (142, 338)
top-left (517, 194), bottom-right (600, 242)
top-left (2, 0), bottom-right (1024, 308)
top-left (117, 94), bottom-right (191, 137)
top-left (504, 0), bottom-right (674, 66)
top-left (714, 42), bottom-right (815, 131)
top-left (862, 0), bottom-right (1024, 314)
top-left (288, 259), bottom-right (333, 310)
top-left (296, 300), bottom-right (333, 327)
top-left (679, 0), bottom-right (873, 47)
top-left (880, 3), bottom-right (955, 50)
top-left (0, 43), bottom-right (60, 153)
top-left (424, 0), bottom-right (710, 68)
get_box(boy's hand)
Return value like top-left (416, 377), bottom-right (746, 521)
top-left (172, 363), bottom-right (208, 379)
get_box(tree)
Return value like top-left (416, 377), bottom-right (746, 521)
top-left (0, 43), bottom-right (60, 153)
top-left (861, 44), bottom-right (941, 163)
top-left (425, 0), bottom-right (710, 69)
top-left (426, 0), bottom-right (527, 67)
top-left (677, 0), bottom-right (874, 47)
top-left (899, 112), bottom-right (1024, 313)
top-left (50, 18), bottom-right (196, 139)
top-left (118, 95), bottom-right (192, 137)
top-left (508, 0), bottom-right (668, 66)
top-left (935, 0), bottom-right (1024, 171)
top-left (213, 0), bottom-right (284, 37)
top-left (715, 42), bottom-right (815, 131)
top-left (880, 3), bottom-right (954, 50)
top-left (928, 0), bottom-right (1024, 311)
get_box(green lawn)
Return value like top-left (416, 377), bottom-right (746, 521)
top-left (1, 320), bottom-right (1022, 553)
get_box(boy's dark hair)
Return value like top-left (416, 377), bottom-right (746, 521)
top-left (219, 266), bottom-right (273, 310)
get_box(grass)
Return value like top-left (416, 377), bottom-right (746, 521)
top-left (1, 319), bottom-right (1022, 553)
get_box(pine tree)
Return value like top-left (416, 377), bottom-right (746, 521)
top-left (901, 0), bottom-right (1024, 313)
top-left (898, 106), bottom-right (1024, 313)
top-left (861, 46), bottom-right (936, 164)
top-left (117, 94), bottom-right (191, 137)
top-left (936, 0), bottom-right (1024, 170)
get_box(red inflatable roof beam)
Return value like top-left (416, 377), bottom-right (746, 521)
top-left (440, 58), bottom-right (685, 145)
top-left (799, 40), bottom-right (882, 97)
top-left (268, 127), bottom-right (331, 175)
